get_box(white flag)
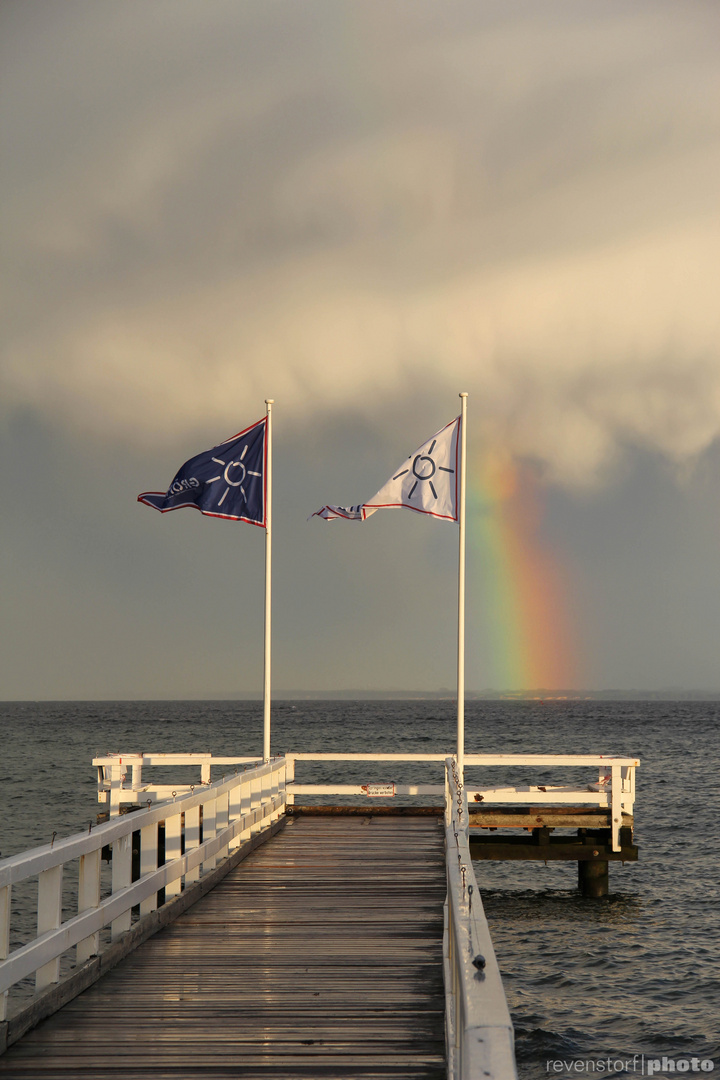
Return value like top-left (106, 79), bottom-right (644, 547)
top-left (311, 416), bottom-right (460, 523)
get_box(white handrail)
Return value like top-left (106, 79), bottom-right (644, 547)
top-left (0, 758), bottom-right (286, 1020)
top-left (444, 756), bottom-right (517, 1080)
top-left (94, 750), bottom-right (637, 851)
top-left (288, 752), bottom-right (638, 764)
top-left (281, 752), bottom-right (636, 849)
top-left (94, 752), bottom-right (263, 813)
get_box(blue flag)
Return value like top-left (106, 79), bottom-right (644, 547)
top-left (138, 418), bottom-right (267, 525)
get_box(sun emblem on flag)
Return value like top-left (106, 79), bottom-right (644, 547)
top-left (392, 439), bottom-right (454, 500)
top-left (206, 444), bottom-right (261, 508)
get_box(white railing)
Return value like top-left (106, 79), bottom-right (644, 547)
top-left (444, 757), bottom-right (516, 1080)
top-left (96, 752), bottom-right (638, 852)
top-left (94, 752), bottom-right (263, 814)
top-left (464, 754), bottom-right (637, 852)
top-left (0, 758), bottom-right (286, 1022)
top-left (284, 752), bottom-right (637, 850)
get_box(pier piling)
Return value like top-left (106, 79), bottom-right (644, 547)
top-left (578, 857), bottom-right (610, 897)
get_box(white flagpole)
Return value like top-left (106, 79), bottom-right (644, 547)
top-left (457, 392), bottom-right (468, 781)
top-left (263, 398), bottom-right (274, 761)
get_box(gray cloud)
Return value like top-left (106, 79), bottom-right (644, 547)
top-left (2, 1), bottom-right (719, 487)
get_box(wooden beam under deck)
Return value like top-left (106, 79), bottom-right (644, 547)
top-left (0, 816), bottom-right (447, 1080)
top-left (469, 833), bottom-right (638, 862)
top-left (288, 804), bottom-right (634, 832)
top-left (468, 807), bottom-right (634, 829)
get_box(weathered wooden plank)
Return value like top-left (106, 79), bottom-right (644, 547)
top-left (0, 816), bottom-right (446, 1078)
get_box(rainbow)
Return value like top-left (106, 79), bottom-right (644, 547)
top-left (468, 451), bottom-right (578, 693)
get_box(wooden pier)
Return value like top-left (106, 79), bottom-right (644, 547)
top-left (0, 815), bottom-right (447, 1079)
top-left (1, 749), bottom-right (640, 1079)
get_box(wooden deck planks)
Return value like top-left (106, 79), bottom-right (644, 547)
top-left (0, 816), bottom-right (447, 1079)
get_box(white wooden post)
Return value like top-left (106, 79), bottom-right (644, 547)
top-left (111, 833), bottom-right (132, 938)
top-left (139, 821), bottom-right (159, 916)
top-left (611, 764), bottom-right (622, 852)
top-left (228, 776), bottom-right (242, 852)
top-left (271, 761), bottom-right (282, 821)
top-left (164, 811), bottom-right (182, 898)
top-left (0, 884), bottom-right (9, 1020)
top-left (202, 798), bottom-right (217, 873)
top-left (36, 865), bottom-right (63, 990)
top-left (76, 850), bottom-right (101, 964)
top-left (240, 775), bottom-right (252, 843)
top-left (250, 773), bottom-right (262, 836)
top-left (285, 756), bottom-right (295, 807)
top-left (201, 761), bottom-right (211, 785)
top-left (262, 771), bottom-right (271, 826)
top-left (215, 789), bottom-right (229, 863)
top-left (444, 761), bottom-right (451, 827)
top-left (109, 761), bottom-right (124, 817)
top-left (184, 807), bottom-right (200, 885)
top-left (621, 765), bottom-right (636, 817)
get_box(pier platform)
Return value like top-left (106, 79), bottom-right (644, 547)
top-left (1, 748), bottom-right (639, 1078)
top-left (0, 815), bottom-right (447, 1079)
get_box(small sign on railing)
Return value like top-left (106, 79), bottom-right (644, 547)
top-left (361, 783), bottom-right (396, 797)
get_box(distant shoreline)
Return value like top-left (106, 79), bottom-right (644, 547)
top-left (2, 690), bottom-right (719, 703)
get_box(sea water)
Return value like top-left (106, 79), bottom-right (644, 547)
top-left (0, 699), bottom-right (718, 1078)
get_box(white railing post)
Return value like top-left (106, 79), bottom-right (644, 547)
top-left (285, 756), bottom-right (295, 806)
top-left (184, 807), bottom-right (200, 884)
top-left (260, 769), bottom-right (269, 826)
top-left (620, 765), bottom-right (636, 817)
top-left (109, 761), bottom-right (124, 817)
top-left (76, 850), bottom-right (101, 964)
top-left (445, 763), bottom-right (452, 827)
top-left (164, 809), bottom-right (182, 898)
top-left (202, 798), bottom-right (217, 873)
top-left (268, 765), bottom-right (277, 823)
top-left (36, 865), bottom-right (63, 990)
top-left (139, 821), bottom-right (159, 916)
top-left (250, 773), bottom-right (262, 836)
top-left (0, 884), bottom-right (9, 1020)
top-left (110, 834), bottom-right (132, 938)
top-left (272, 760), bottom-right (284, 821)
top-left (240, 774), bottom-right (252, 842)
top-left (228, 775), bottom-right (242, 852)
top-left (216, 788), bottom-right (230, 863)
top-left (611, 764), bottom-right (622, 851)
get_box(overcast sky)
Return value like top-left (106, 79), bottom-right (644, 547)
top-left (1, 0), bottom-right (719, 699)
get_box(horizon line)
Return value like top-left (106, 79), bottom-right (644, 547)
top-left (2, 688), bottom-right (719, 703)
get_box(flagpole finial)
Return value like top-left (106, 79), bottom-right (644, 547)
top-left (265, 398), bottom-right (274, 405)
top-left (459, 391), bottom-right (469, 398)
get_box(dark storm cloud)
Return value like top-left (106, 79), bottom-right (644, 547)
top-left (2, 0), bottom-right (718, 484)
top-left (1, 1), bottom-right (719, 698)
